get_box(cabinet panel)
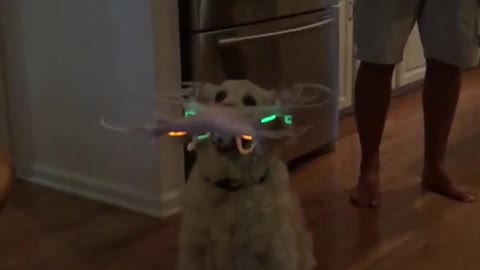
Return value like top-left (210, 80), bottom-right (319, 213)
top-left (395, 24), bottom-right (426, 87)
top-left (338, 0), bottom-right (353, 110)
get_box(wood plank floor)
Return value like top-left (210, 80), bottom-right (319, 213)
top-left (2, 69), bottom-right (480, 270)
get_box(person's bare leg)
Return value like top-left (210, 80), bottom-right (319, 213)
top-left (421, 58), bottom-right (475, 202)
top-left (351, 62), bottom-right (396, 208)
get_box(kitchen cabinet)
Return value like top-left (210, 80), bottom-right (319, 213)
top-left (338, 0), bottom-right (354, 110)
top-left (339, 8), bottom-right (426, 110)
top-left (395, 24), bottom-right (426, 87)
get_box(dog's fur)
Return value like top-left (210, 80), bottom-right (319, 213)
top-left (178, 80), bottom-right (315, 270)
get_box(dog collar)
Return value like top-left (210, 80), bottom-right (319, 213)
top-left (211, 170), bottom-right (269, 192)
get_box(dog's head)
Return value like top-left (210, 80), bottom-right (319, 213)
top-left (193, 80), bottom-right (290, 184)
top-left (198, 80), bottom-right (275, 107)
top-left (198, 80), bottom-right (291, 153)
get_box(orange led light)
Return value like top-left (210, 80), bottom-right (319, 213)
top-left (168, 131), bottom-right (187, 137)
top-left (241, 135), bottom-right (253, 141)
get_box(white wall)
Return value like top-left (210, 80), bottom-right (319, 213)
top-left (1, 0), bottom-right (184, 217)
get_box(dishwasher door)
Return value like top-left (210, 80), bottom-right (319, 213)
top-left (190, 0), bottom-right (337, 31)
top-left (191, 9), bottom-right (339, 160)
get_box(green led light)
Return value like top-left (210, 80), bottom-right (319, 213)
top-left (184, 110), bottom-right (196, 118)
top-left (284, 115), bottom-right (292, 125)
top-left (197, 133), bottom-right (210, 141)
top-left (261, 114), bottom-right (277, 124)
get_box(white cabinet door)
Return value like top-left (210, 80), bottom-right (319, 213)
top-left (338, 0), bottom-right (354, 110)
top-left (395, 24), bottom-right (426, 87)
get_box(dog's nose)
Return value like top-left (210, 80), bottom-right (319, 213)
top-left (213, 134), bottom-right (233, 145)
top-left (213, 134), bottom-right (236, 153)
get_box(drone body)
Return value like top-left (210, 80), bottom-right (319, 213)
top-left (101, 80), bottom-right (330, 155)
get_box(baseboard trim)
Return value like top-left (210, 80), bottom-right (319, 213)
top-left (391, 79), bottom-right (423, 98)
top-left (20, 164), bottom-right (181, 218)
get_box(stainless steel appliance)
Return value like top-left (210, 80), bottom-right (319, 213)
top-left (179, 0), bottom-right (339, 163)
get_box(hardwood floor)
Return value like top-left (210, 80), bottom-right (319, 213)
top-left (2, 69), bottom-right (480, 270)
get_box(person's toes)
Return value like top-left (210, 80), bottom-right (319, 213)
top-left (422, 175), bottom-right (476, 203)
top-left (350, 186), bottom-right (379, 208)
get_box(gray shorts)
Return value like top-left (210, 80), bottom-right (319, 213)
top-left (354, 0), bottom-right (479, 69)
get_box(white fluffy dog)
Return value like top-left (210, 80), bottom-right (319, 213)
top-left (178, 80), bottom-right (315, 270)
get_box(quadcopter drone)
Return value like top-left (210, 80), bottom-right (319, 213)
top-left (101, 82), bottom-right (331, 155)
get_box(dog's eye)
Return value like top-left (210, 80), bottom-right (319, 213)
top-left (242, 95), bottom-right (257, 106)
top-left (215, 90), bottom-right (227, 103)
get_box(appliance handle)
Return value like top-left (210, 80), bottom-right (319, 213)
top-left (218, 17), bottom-right (334, 46)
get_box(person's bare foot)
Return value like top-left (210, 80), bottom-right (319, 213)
top-left (422, 168), bottom-right (475, 202)
top-left (350, 172), bottom-right (380, 208)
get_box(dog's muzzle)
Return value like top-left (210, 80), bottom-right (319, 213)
top-left (212, 133), bottom-right (256, 155)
